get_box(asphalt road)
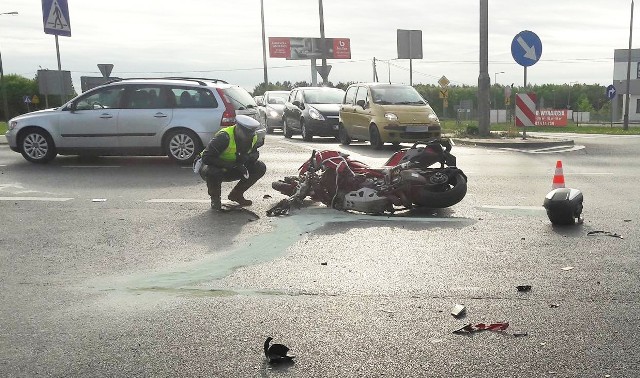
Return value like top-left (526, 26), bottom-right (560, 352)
top-left (1, 132), bottom-right (639, 377)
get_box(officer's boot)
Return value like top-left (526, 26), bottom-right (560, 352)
top-left (228, 186), bottom-right (252, 207)
top-left (211, 197), bottom-right (222, 211)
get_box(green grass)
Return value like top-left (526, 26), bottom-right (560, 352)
top-left (0, 122), bottom-right (6, 135)
top-left (441, 119), bottom-right (640, 137)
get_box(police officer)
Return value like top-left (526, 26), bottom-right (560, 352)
top-left (200, 115), bottom-right (266, 210)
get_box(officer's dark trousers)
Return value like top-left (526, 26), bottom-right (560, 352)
top-left (205, 160), bottom-right (267, 199)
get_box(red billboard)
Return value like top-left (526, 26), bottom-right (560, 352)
top-left (268, 37), bottom-right (290, 58)
top-left (269, 37), bottom-right (351, 60)
top-left (536, 109), bottom-right (568, 127)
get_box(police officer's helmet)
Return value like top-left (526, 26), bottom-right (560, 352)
top-left (235, 115), bottom-right (261, 135)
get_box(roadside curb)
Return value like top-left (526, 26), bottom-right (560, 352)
top-left (451, 137), bottom-right (574, 149)
top-left (0, 135), bottom-right (7, 145)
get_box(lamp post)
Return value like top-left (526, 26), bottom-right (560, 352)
top-left (493, 71), bottom-right (504, 110)
top-left (0, 11), bottom-right (18, 122)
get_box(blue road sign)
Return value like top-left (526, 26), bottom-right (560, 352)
top-left (23, 96), bottom-right (32, 104)
top-left (511, 30), bottom-right (542, 67)
top-left (41, 0), bottom-right (71, 37)
top-left (606, 84), bottom-right (617, 100)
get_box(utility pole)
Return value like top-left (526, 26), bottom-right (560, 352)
top-left (260, 0), bottom-right (268, 86)
top-left (318, 0), bottom-right (329, 84)
top-left (478, 0), bottom-right (490, 136)
top-left (624, 0), bottom-right (634, 130)
top-left (373, 57), bottom-right (379, 82)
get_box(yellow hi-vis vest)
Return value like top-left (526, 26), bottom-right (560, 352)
top-left (218, 125), bottom-right (258, 162)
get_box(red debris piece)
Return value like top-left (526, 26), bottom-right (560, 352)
top-left (453, 322), bottom-right (510, 334)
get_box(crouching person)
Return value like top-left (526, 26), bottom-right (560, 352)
top-left (199, 115), bottom-right (266, 211)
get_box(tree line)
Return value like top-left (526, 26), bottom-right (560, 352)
top-left (0, 73), bottom-right (611, 121)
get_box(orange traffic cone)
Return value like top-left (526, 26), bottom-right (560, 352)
top-left (552, 160), bottom-right (565, 189)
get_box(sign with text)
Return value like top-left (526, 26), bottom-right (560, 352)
top-left (536, 109), bottom-right (568, 127)
top-left (269, 37), bottom-right (351, 60)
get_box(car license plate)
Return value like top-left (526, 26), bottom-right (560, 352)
top-left (406, 125), bottom-right (429, 132)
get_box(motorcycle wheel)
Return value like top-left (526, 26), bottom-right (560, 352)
top-left (411, 172), bottom-right (467, 208)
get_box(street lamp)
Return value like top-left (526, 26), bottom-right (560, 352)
top-left (493, 71), bottom-right (504, 112)
top-left (0, 11), bottom-right (18, 122)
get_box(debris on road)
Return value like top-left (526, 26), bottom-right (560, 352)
top-left (451, 304), bottom-right (466, 318)
top-left (513, 331), bottom-right (528, 337)
top-left (453, 322), bottom-right (509, 335)
top-left (263, 194), bottom-right (272, 199)
top-left (561, 266), bottom-right (574, 271)
top-left (92, 198), bottom-right (107, 202)
top-left (587, 230), bottom-right (624, 239)
top-left (549, 303), bottom-right (560, 308)
top-left (516, 285), bottom-right (532, 292)
top-left (320, 262), bottom-right (327, 266)
top-left (264, 337), bottom-right (295, 364)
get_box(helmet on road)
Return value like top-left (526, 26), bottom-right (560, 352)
top-left (235, 115), bottom-right (261, 135)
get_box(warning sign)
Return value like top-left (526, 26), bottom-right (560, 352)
top-left (42, 0), bottom-right (72, 37)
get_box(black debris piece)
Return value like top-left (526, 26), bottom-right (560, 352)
top-left (263, 194), bottom-right (272, 199)
top-left (587, 230), bottom-right (624, 239)
top-left (264, 337), bottom-right (295, 364)
top-left (516, 285), bottom-right (532, 292)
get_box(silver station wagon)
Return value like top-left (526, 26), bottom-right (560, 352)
top-left (5, 77), bottom-right (263, 164)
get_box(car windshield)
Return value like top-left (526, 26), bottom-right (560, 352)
top-left (223, 87), bottom-right (257, 110)
top-left (303, 89), bottom-right (345, 104)
top-left (267, 93), bottom-right (288, 105)
top-left (371, 86), bottom-right (426, 105)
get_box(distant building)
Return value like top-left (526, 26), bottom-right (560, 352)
top-left (613, 49), bottom-right (640, 122)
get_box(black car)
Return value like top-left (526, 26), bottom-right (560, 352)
top-left (282, 87), bottom-right (346, 141)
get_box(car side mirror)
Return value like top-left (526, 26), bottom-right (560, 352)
top-left (356, 99), bottom-right (366, 108)
top-left (69, 102), bottom-right (77, 112)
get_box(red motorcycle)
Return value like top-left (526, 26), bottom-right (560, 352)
top-left (267, 139), bottom-right (467, 216)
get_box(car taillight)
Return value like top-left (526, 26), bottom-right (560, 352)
top-left (216, 88), bottom-right (236, 126)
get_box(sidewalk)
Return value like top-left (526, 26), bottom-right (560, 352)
top-left (0, 135), bottom-right (6, 145)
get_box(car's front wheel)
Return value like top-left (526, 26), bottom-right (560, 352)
top-left (301, 120), bottom-right (313, 141)
top-left (283, 119), bottom-right (293, 139)
top-left (165, 129), bottom-right (202, 165)
top-left (369, 124), bottom-right (384, 150)
top-left (19, 128), bottom-right (57, 163)
top-left (338, 124), bottom-right (351, 145)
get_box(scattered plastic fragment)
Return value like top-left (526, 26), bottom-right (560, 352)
top-left (263, 194), bottom-right (272, 199)
top-left (516, 285), bottom-right (532, 292)
top-left (624, 219), bottom-right (631, 222)
top-left (549, 304), bottom-right (560, 308)
top-left (453, 322), bottom-right (509, 335)
top-left (320, 262), bottom-right (327, 266)
top-left (513, 331), bottom-right (528, 337)
top-left (561, 266), bottom-right (574, 271)
top-left (587, 230), bottom-right (624, 239)
top-left (264, 337), bottom-right (295, 364)
top-left (92, 198), bottom-right (107, 202)
top-left (451, 304), bottom-right (466, 318)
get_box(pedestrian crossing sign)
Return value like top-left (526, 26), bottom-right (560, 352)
top-left (42, 0), bottom-right (71, 37)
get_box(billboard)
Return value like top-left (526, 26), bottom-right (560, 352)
top-left (536, 109), bottom-right (568, 127)
top-left (37, 69), bottom-right (74, 96)
top-left (269, 37), bottom-right (351, 60)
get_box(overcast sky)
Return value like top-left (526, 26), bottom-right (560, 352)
top-left (0, 1), bottom-right (636, 93)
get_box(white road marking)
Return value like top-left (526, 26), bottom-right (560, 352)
top-left (63, 165), bottom-right (121, 168)
top-left (146, 199), bottom-right (210, 203)
top-left (0, 197), bottom-right (73, 201)
top-left (500, 145), bottom-right (585, 154)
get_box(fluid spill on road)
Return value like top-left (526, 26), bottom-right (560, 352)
top-left (122, 208), bottom-right (471, 292)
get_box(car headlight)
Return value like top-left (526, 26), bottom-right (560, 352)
top-left (9, 121), bottom-right (17, 130)
top-left (384, 112), bottom-right (398, 122)
top-left (308, 107), bottom-right (325, 120)
top-left (428, 113), bottom-right (440, 122)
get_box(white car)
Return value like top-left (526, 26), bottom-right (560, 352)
top-left (5, 78), bottom-right (264, 164)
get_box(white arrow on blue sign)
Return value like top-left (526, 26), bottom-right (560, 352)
top-left (511, 30), bottom-right (542, 67)
top-left (606, 84), bottom-right (617, 100)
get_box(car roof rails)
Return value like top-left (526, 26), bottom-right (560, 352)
top-left (162, 77), bottom-right (229, 86)
top-left (99, 77), bottom-right (229, 86)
